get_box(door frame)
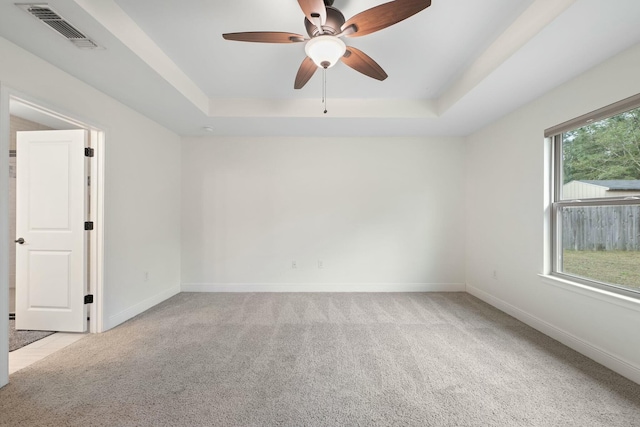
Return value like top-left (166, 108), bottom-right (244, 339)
top-left (0, 85), bottom-right (106, 386)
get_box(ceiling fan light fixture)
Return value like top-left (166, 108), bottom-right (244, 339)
top-left (304, 35), bottom-right (346, 69)
top-left (223, 0), bottom-right (433, 88)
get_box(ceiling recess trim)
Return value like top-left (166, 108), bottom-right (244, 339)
top-left (73, 0), bottom-right (210, 115)
top-left (16, 3), bottom-right (102, 49)
top-left (437, 0), bottom-right (576, 115)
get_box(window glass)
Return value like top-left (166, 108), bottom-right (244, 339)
top-left (559, 205), bottom-right (640, 292)
top-left (552, 101), bottom-right (640, 296)
top-left (561, 106), bottom-right (640, 201)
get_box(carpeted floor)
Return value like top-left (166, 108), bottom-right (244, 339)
top-left (8, 319), bottom-right (55, 352)
top-left (1, 292), bottom-right (639, 426)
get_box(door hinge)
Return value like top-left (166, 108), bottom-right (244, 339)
top-left (85, 147), bottom-right (94, 157)
top-left (84, 221), bottom-right (94, 230)
top-left (84, 294), bottom-right (94, 304)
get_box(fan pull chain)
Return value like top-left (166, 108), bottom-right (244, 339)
top-left (323, 68), bottom-right (327, 114)
top-left (321, 69), bottom-right (324, 104)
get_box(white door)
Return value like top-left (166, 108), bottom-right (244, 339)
top-left (15, 129), bottom-right (89, 332)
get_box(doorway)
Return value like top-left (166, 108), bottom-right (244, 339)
top-left (2, 93), bottom-right (105, 382)
top-left (8, 97), bottom-right (103, 333)
top-left (10, 102), bottom-right (83, 327)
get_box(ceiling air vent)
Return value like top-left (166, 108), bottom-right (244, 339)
top-left (16, 3), bottom-right (102, 49)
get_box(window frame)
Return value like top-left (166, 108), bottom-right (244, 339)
top-left (548, 93), bottom-right (640, 299)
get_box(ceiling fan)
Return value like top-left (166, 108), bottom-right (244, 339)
top-left (222, 0), bottom-right (432, 90)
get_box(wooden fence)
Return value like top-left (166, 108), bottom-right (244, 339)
top-left (562, 205), bottom-right (640, 251)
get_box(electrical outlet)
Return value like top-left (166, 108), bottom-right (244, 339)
top-left (318, 260), bottom-right (324, 269)
top-left (292, 260), bottom-right (297, 269)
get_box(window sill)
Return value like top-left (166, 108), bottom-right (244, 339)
top-left (538, 274), bottom-right (640, 313)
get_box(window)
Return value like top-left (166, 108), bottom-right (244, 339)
top-left (548, 94), bottom-right (640, 297)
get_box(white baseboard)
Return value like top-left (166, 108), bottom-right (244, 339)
top-left (181, 282), bottom-right (465, 293)
top-left (105, 285), bottom-right (180, 331)
top-left (467, 283), bottom-right (640, 385)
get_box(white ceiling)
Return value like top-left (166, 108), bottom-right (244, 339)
top-left (1, 0), bottom-right (640, 137)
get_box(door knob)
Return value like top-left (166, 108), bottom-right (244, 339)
top-left (15, 238), bottom-right (25, 244)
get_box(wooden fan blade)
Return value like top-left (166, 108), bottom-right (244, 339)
top-left (297, 0), bottom-right (327, 25)
top-left (341, 47), bottom-right (388, 81)
top-left (222, 32), bottom-right (305, 43)
top-left (294, 57), bottom-right (318, 89)
top-left (342, 0), bottom-right (431, 38)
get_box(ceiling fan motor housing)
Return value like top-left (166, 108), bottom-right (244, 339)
top-left (304, 6), bottom-right (345, 37)
top-left (222, 0), bottom-right (432, 89)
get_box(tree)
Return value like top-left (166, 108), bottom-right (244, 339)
top-left (563, 107), bottom-right (640, 184)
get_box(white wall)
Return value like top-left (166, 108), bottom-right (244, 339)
top-left (0, 34), bottom-right (181, 363)
top-left (465, 42), bottom-right (640, 383)
top-left (0, 75), bottom-right (9, 388)
top-left (181, 136), bottom-right (466, 292)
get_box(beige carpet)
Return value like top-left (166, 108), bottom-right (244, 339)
top-left (1, 292), bottom-right (639, 426)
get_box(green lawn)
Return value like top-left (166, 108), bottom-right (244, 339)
top-left (563, 250), bottom-right (640, 290)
